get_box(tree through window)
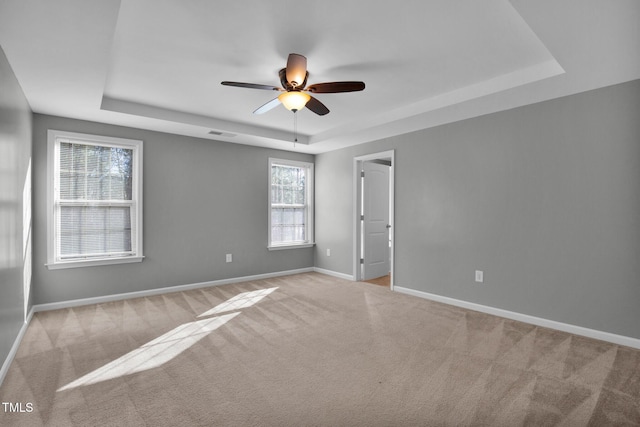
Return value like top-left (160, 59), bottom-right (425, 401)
top-left (47, 130), bottom-right (143, 269)
top-left (268, 158), bottom-right (314, 249)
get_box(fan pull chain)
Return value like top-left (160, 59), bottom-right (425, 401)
top-left (293, 110), bottom-right (298, 147)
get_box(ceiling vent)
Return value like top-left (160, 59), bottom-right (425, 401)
top-left (208, 130), bottom-right (236, 137)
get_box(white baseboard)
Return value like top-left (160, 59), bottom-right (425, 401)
top-left (0, 308), bottom-right (35, 387)
top-left (394, 286), bottom-right (640, 350)
top-left (33, 267), bottom-right (315, 313)
top-left (313, 267), bottom-right (354, 281)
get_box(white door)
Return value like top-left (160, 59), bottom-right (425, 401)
top-left (362, 161), bottom-right (390, 280)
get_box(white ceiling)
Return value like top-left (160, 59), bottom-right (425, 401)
top-left (1, 0), bottom-right (639, 154)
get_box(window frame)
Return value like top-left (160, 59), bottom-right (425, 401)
top-left (268, 158), bottom-right (315, 250)
top-left (46, 130), bottom-right (144, 269)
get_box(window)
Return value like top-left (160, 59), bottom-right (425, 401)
top-left (47, 130), bottom-right (143, 269)
top-left (268, 158), bottom-right (314, 249)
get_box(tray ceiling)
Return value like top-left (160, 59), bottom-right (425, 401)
top-left (1, 0), bottom-right (638, 153)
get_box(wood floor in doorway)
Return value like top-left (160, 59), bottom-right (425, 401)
top-left (363, 274), bottom-right (390, 288)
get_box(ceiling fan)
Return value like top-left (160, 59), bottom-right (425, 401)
top-left (221, 53), bottom-right (365, 116)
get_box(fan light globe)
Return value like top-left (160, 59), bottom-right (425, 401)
top-left (278, 91), bottom-right (311, 112)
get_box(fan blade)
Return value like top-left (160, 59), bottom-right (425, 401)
top-left (306, 81), bottom-right (365, 93)
top-left (221, 81), bottom-right (282, 91)
top-left (286, 54), bottom-right (307, 88)
top-left (305, 96), bottom-right (330, 116)
top-left (253, 97), bottom-right (281, 114)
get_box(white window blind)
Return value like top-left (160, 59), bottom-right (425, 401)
top-left (268, 158), bottom-right (314, 249)
top-left (47, 131), bottom-right (143, 269)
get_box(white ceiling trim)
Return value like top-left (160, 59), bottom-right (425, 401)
top-left (309, 58), bottom-right (565, 147)
top-left (100, 96), bottom-right (310, 146)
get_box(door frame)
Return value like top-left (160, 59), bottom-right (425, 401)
top-left (352, 150), bottom-right (395, 289)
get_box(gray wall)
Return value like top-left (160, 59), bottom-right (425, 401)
top-left (315, 79), bottom-right (640, 339)
top-left (32, 115), bottom-right (314, 304)
top-left (0, 46), bottom-right (32, 370)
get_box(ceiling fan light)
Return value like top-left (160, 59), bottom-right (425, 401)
top-left (278, 91), bottom-right (311, 112)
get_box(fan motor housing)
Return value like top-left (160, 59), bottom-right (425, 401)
top-left (279, 68), bottom-right (308, 91)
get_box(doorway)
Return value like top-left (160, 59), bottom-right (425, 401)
top-left (353, 150), bottom-right (394, 289)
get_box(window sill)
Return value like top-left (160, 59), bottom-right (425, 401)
top-left (268, 243), bottom-right (315, 251)
top-left (46, 256), bottom-right (144, 270)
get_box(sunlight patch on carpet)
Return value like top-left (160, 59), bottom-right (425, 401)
top-left (197, 287), bottom-right (278, 317)
top-left (58, 287), bottom-right (280, 391)
top-left (58, 312), bottom-right (239, 391)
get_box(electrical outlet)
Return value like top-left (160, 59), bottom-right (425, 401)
top-left (475, 270), bottom-right (484, 283)
top-left (326, 248), bottom-right (331, 257)
top-left (226, 254), bottom-right (232, 263)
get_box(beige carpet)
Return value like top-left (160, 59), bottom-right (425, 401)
top-left (1, 273), bottom-right (639, 426)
